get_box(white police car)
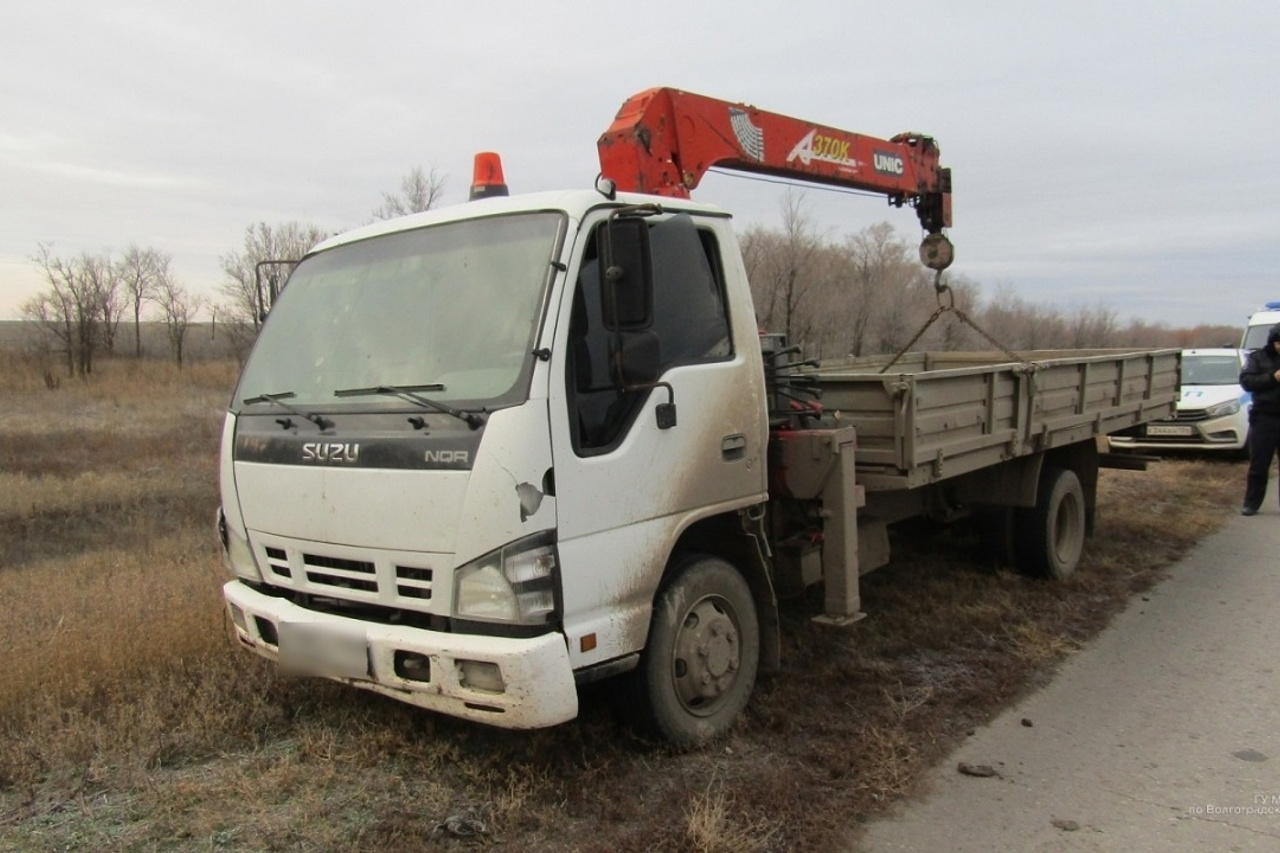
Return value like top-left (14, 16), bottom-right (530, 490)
top-left (1108, 348), bottom-right (1251, 455)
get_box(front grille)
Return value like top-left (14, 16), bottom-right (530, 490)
top-left (395, 565), bottom-right (434, 600)
top-left (1129, 434), bottom-right (1210, 445)
top-left (303, 553), bottom-right (378, 592)
top-left (252, 536), bottom-right (441, 611)
top-left (264, 547), bottom-right (292, 579)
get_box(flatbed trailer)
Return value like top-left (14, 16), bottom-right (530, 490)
top-left (765, 348), bottom-right (1179, 619)
top-left (811, 348), bottom-right (1180, 490)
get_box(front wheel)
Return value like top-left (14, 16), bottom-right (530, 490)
top-left (627, 555), bottom-right (760, 747)
top-left (1015, 467), bottom-right (1086, 580)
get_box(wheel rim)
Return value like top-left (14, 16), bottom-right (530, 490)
top-left (669, 593), bottom-right (742, 717)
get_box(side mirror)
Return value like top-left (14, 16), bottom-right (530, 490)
top-left (613, 330), bottom-right (677, 430)
top-left (254, 259), bottom-right (299, 324)
top-left (600, 217), bottom-right (652, 330)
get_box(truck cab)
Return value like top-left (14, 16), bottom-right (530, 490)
top-left (219, 190), bottom-right (770, 738)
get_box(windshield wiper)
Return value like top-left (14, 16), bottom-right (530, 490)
top-left (241, 391), bottom-right (333, 431)
top-left (333, 384), bottom-right (487, 430)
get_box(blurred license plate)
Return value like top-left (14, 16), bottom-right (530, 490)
top-left (277, 621), bottom-right (369, 680)
top-left (1147, 424), bottom-right (1193, 437)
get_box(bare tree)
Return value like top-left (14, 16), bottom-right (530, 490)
top-left (871, 266), bottom-right (933, 355)
top-left (746, 214), bottom-right (972, 358)
top-left (797, 243), bottom-right (849, 359)
top-left (219, 221), bottom-right (328, 360)
top-left (155, 270), bottom-right (203, 368)
top-left (742, 190), bottom-right (828, 352)
top-left (1067, 302), bottom-right (1120, 348)
top-left (1110, 320), bottom-right (1235, 349)
top-left (90, 254), bottom-right (126, 356)
top-left (21, 259), bottom-right (76, 377)
top-left (741, 225), bottom-right (783, 328)
top-left (372, 165), bottom-right (447, 221)
top-left (974, 284), bottom-right (1074, 350)
top-left (829, 222), bottom-right (924, 357)
top-left (118, 245), bottom-right (169, 357)
top-left (22, 245), bottom-right (118, 377)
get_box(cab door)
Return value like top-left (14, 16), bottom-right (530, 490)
top-left (548, 211), bottom-right (767, 667)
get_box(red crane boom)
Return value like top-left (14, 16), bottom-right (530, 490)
top-left (597, 87), bottom-right (952, 240)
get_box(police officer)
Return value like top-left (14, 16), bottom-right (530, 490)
top-left (1238, 322), bottom-right (1280, 514)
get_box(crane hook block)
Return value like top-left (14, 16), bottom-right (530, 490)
top-left (919, 233), bottom-right (954, 272)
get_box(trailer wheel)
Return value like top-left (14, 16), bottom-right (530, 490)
top-left (1015, 467), bottom-right (1086, 580)
top-left (629, 555), bottom-right (759, 747)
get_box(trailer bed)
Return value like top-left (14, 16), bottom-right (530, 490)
top-left (808, 348), bottom-right (1180, 491)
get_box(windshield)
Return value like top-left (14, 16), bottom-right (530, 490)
top-left (235, 212), bottom-right (564, 410)
top-left (1181, 354), bottom-right (1242, 386)
top-left (1243, 324), bottom-right (1272, 350)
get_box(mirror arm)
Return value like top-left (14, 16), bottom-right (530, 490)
top-left (616, 377), bottom-right (677, 431)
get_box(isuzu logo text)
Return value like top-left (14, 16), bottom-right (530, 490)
top-left (302, 442), bottom-right (360, 463)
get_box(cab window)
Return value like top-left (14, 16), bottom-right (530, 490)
top-left (567, 214), bottom-right (731, 454)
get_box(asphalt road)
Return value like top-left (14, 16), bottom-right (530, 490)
top-left (857, 491), bottom-right (1280, 851)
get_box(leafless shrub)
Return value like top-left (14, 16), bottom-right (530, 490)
top-left (684, 776), bottom-right (780, 853)
top-left (371, 164), bottom-right (447, 221)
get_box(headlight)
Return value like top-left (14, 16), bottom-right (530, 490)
top-left (1204, 399), bottom-right (1242, 418)
top-left (454, 533), bottom-right (558, 626)
top-left (218, 507), bottom-right (262, 582)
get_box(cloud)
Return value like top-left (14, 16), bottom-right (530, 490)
top-left (1, 1), bottom-right (1278, 329)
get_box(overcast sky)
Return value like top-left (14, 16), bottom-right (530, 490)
top-left (2, 1), bottom-right (1276, 330)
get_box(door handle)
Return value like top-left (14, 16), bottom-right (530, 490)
top-left (721, 434), bottom-right (747, 461)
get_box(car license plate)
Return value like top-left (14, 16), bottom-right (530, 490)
top-left (1146, 424), bottom-right (1193, 437)
top-left (277, 621), bottom-right (370, 680)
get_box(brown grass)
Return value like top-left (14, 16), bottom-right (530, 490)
top-left (0, 351), bottom-right (1242, 851)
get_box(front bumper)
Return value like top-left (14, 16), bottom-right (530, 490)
top-left (1108, 412), bottom-right (1248, 453)
top-left (223, 581), bottom-right (578, 729)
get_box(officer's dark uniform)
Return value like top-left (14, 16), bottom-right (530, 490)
top-left (1238, 322), bottom-right (1280, 514)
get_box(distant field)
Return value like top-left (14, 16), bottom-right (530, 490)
top-left (0, 349), bottom-right (1242, 852)
top-left (0, 320), bottom-right (240, 362)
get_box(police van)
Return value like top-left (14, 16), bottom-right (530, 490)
top-left (1242, 302), bottom-right (1280, 350)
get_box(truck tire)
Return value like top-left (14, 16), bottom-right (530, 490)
top-left (1015, 467), bottom-right (1085, 580)
top-left (627, 555), bottom-right (760, 747)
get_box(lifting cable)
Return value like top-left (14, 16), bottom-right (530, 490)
top-left (877, 271), bottom-right (1028, 374)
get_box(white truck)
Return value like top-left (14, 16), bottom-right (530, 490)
top-left (218, 88), bottom-right (1178, 745)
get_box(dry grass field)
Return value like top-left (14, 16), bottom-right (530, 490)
top-left (0, 351), bottom-right (1242, 852)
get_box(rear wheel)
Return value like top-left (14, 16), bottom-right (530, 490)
top-left (627, 555), bottom-right (759, 747)
top-left (1015, 467), bottom-right (1086, 580)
